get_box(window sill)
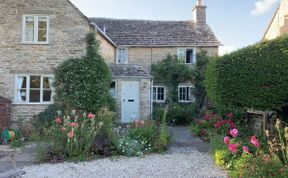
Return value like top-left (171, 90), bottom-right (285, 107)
top-left (21, 42), bottom-right (49, 45)
top-left (153, 101), bottom-right (165, 103)
top-left (13, 102), bottom-right (52, 105)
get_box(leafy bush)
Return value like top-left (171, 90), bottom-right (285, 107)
top-left (206, 35), bottom-right (288, 111)
top-left (128, 120), bottom-right (157, 152)
top-left (54, 33), bottom-right (115, 113)
top-left (167, 102), bottom-right (198, 125)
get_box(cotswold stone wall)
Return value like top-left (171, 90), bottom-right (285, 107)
top-left (263, 0), bottom-right (288, 40)
top-left (97, 32), bottom-right (116, 64)
top-left (127, 47), bottom-right (218, 72)
top-left (0, 0), bottom-right (92, 121)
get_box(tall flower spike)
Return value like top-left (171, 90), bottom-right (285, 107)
top-left (275, 119), bottom-right (281, 129)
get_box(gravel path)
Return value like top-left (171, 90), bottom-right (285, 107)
top-left (19, 127), bottom-right (226, 178)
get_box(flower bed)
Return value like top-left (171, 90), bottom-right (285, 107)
top-left (191, 113), bottom-right (288, 177)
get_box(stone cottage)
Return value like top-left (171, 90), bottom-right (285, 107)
top-left (263, 0), bottom-right (288, 40)
top-left (0, 0), bottom-right (220, 124)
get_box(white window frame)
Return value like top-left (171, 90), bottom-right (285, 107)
top-left (153, 86), bottom-right (166, 103)
top-left (116, 47), bottom-right (128, 64)
top-left (178, 85), bottom-right (195, 103)
top-left (22, 15), bottom-right (49, 44)
top-left (177, 48), bottom-right (197, 64)
top-left (110, 80), bottom-right (117, 98)
top-left (14, 75), bottom-right (54, 104)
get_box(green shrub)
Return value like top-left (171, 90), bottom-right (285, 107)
top-left (152, 104), bottom-right (165, 123)
top-left (167, 102), bottom-right (197, 125)
top-left (128, 120), bottom-right (157, 151)
top-left (54, 33), bottom-right (114, 113)
top-left (33, 104), bottom-right (64, 129)
top-left (206, 35), bottom-right (288, 111)
top-left (113, 136), bottom-right (147, 157)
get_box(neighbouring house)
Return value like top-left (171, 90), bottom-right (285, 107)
top-left (263, 0), bottom-right (288, 41)
top-left (0, 0), bottom-right (220, 124)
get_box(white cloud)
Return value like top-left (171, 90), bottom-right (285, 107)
top-left (219, 46), bottom-right (236, 56)
top-left (251, 0), bottom-right (278, 16)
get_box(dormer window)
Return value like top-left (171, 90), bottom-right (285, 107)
top-left (117, 47), bottom-right (128, 64)
top-left (22, 15), bottom-right (49, 44)
top-left (177, 48), bottom-right (197, 64)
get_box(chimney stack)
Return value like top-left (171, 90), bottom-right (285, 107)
top-left (193, 0), bottom-right (207, 24)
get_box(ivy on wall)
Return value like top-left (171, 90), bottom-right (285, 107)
top-left (54, 33), bottom-right (115, 113)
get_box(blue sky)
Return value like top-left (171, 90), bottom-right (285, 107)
top-left (70, 0), bottom-right (280, 54)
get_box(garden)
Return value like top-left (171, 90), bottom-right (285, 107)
top-left (191, 35), bottom-right (288, 177)
top-left (0, 33), bottom-right (170, 165)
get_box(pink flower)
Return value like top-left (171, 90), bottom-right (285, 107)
top-left (61, 127), bottom-right (67, 132)
top-left (230, 128), bottom-right (238, 137)
top-left (55, 117), bottom-right (62, 124)
top-left (224, 136), bottom-right (230, 145)
top-left (67, 131), bottom-right (74, 138)
top-left (243, 146), bottom-right (249, 153)
top-left (227, 112), bottom-right (234, 119)
top-left (228, 144), bottom-right (238, 154)
top-left (250, 136), bottom-right (260, 148)
top-left (70, 122), bottom-right (78, 128)
top-left (88, 113), bottom-right (95, 119)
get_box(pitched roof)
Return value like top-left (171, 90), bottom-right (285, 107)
top-left (109, 64), bottom-right (152, 79)
top-left (90, 18), bottom-right (221, 47)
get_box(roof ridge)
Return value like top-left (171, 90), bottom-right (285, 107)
top-left (89, 17), bottom-right (192, 23)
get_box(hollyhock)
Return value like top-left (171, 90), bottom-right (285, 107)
top-left (228, 144), bottom-right (238, 154)
top-left (88, 113), bottom-right (95, 119)
top-left (67, 131), bottom-right (74, 138)
top-left (230, 128), bottom-right (238, 137)
top-left (224, 136), bottom-right (230, 144)
top-left (70, 122), bottom-right (78, 128)
top-left (55, 117), bottom-right (62, 124)
top-left (250, 136), bottom-right (260, 148)
top-left (243, 146), bottom-right (249, 153)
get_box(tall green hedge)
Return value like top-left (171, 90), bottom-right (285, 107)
top-left (54, 33), bottom-right (115, 113)
top-left (205, 35), bottom-right (288, 111)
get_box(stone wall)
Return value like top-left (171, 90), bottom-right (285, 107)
top-left (0, 0), bottom-right (92, 121)
top-left (263, 0), bottom-right (288, 40)
top-left (127, 47), bottom-right (218, 71)
top-left (97, 32), bottom-right (116, 63)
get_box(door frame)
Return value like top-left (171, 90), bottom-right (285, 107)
top-left (121, 80), bottom-right (140, 123)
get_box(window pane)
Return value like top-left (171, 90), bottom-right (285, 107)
top-left (38, 18), bottom-right (47, 42)
top-left (30, 76), bottom-right (41, 88)
top-left (118, 48), bottom-right (127, 63)
top-left (43, 90), bottom-right (52, 102)
top-left (17, 89), bottom-right (27, 102)
top-left (43, 77), bottom-right (52, 89)
top-left (110, 82), bottom-right (116, 97)
top-left (153, 87), bottom-right (157, 101)
top-left (25, 17), bottom-right (34, 42)
top-left (29, 90), bottom-right (40, 102)
top-left (186, 50), bottom-right (193, 64)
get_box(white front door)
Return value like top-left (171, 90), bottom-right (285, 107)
top-left (121, 81), bottom-right (140, 123)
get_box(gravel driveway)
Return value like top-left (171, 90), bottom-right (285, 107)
top-left (20, 127), bottom-right (226, 178)
top-left (22, 149), bottom-right (226, 178)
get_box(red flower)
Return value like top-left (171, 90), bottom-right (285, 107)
top-left (227, 112), bottom-right (234, 119)
top-left (67, 131), bottom-right (74, 138)
top-left (250, 136), bottom-right (260, 148)
top-left (88, 113), bottom-right (95, 119)
top-left (70, 122), bottom-right (78, 128)
top-left (228, 144), bottom-right (238, 154)
top-left (55, 117), bottom-right (62, 124)
top-left (224, 136), bottom-right (230, 144)
top-left (230, 128), bottom-right (238, 137)
top-left (243, 146), bottom-right (249, 153)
